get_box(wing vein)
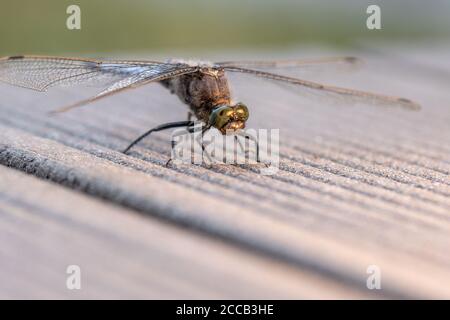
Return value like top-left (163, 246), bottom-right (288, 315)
top-left (224, 66), bottom-right (420, 110)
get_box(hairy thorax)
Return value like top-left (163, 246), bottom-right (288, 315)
top-left (161, 68), bottom-right (232, 123)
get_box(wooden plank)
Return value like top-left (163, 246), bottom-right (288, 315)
top-left (0, 166), bottom-right (371, 299)
top-left (1, 46), bottom-right (450, 298)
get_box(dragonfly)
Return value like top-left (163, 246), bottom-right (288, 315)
top-left (0, 55), bottom-right (420, 159)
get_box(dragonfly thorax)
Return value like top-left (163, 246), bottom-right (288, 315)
top-left (162, 68), bottom-right (233, 124)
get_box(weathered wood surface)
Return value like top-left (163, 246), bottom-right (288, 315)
top-left (1, 45), bottom-right (450, 299)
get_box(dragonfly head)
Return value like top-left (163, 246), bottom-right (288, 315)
top-left (209, 103), bottom-right (249, 134)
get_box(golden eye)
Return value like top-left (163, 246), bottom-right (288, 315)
top-left (234, 103), bottom-right (249, 121)
top-left (209, 105), bottom-right (233, 129)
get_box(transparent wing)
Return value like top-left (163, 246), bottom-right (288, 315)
top-left (216, 57), bottom-right (363, 78)
top-left (50, 64), bottom-right (197, 113)
top-left (217, 56), bottom-right (360, 68)
top-left (223, 66), bottom-right (420, 111)
top-left (0, 55), bottom-right (185, 91)
top-left (0, 55), bottom-right (197, 112)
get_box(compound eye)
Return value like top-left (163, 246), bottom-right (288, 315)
top-left (220, 108), bottom-right (234, 118)
top-left (209, 105), bottom-right (233, 129)
top-left (234, 103), bottom-right (249, 121)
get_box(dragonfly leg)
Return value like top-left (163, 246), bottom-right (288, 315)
top-left (234, 135), bottom-right (249, 161)
top-left (235, 131), bottom-right (260, 163)
top-left (123, 120), bottom-right (194, 154)
top-left (200, 125), bottom-right (213, 164)
top-left (165, 123), bottom-right (211, 166)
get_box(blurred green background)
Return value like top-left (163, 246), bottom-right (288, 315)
top-left (1, 0), bottom-right (449, 55)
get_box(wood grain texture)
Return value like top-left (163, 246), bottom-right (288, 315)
top-left (0, 45), bottom-right (450, 299)
top-left (1, 166), bottom-right (370, 299)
